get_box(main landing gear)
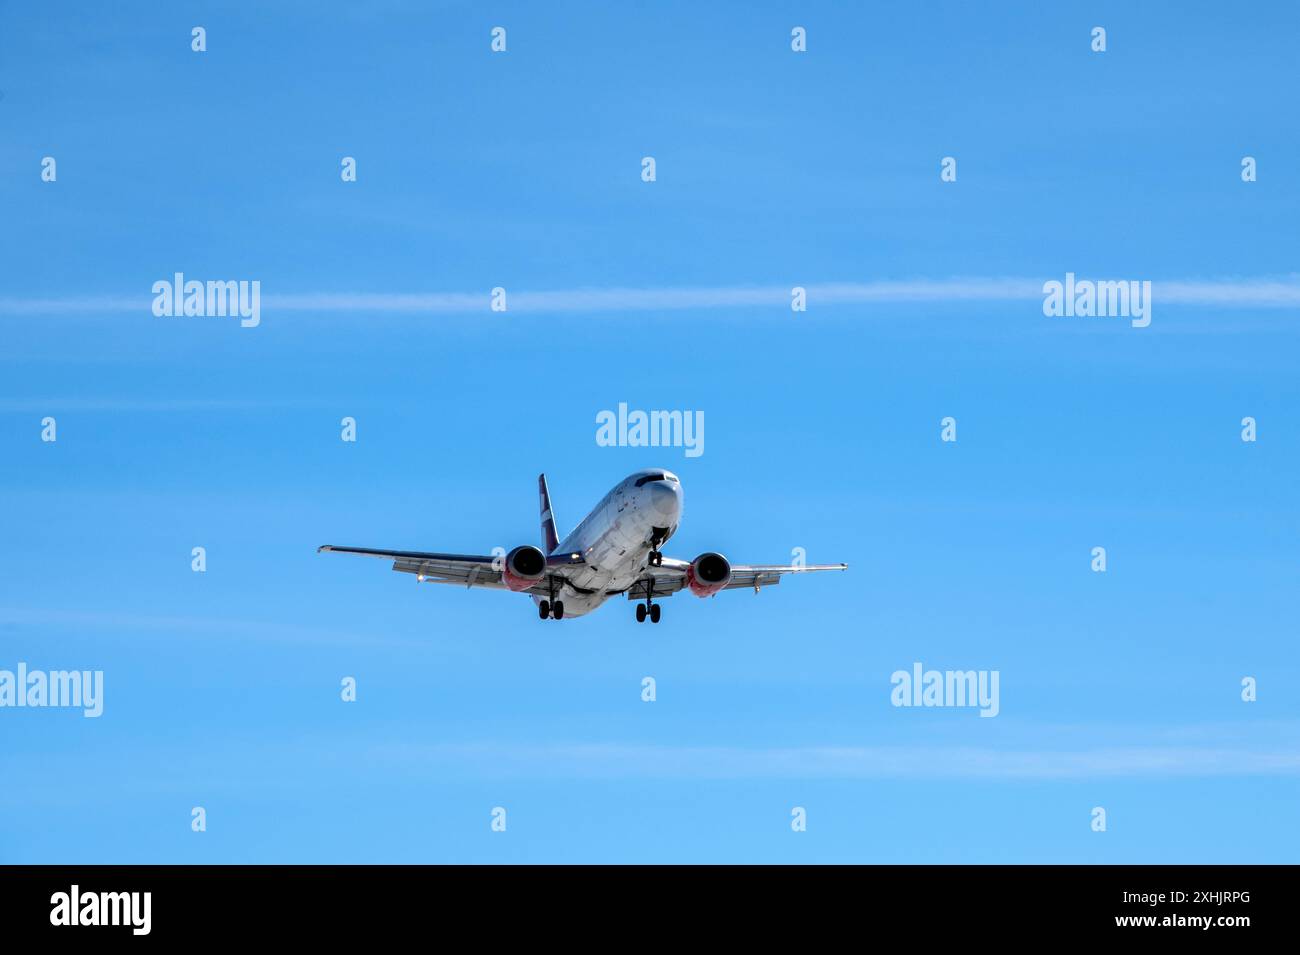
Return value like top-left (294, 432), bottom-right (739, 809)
top-left (539, 600), bottom-right (565, 620)
top-left (635, 598), bottom-right (661, 624)
top-left (648, 550), bottom-right (663, 567)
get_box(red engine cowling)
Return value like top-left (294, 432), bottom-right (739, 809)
top-left (686, 552), bottom-right (731, 597)
top-left (501, 545), bottom-right (547, 592)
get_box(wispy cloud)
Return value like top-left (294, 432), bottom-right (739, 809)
top-left (0, 606), bottom-right (422, 649)
top-left (4, 728), bottom-right (1297, 812)
top-left (0, 295), bottom-right (143, 315)
top-left (0, 398), bottom-right (325, 413)
top-left (369, 737), bottom-right (1300, 780)
top-left (2, 276), bottom-right (1298, 317)
top-left (5, 722), bottom-right (1294, 815)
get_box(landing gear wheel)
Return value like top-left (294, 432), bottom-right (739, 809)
top-left (649, 551), bottom-right (663, 567)
top-left (649, 604), bottom-right (661, 624)
top-left (552, 601), bottom-right (565, 620)
top-left (539, 600), bottom-right (550, 620)
top-left (635, 604), bottom-right (647, 623)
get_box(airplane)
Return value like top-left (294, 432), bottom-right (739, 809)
top-left (318, 469), bottom-right (847, 623)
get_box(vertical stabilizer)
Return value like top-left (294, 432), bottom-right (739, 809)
top-left (538, 473), bottom-right (560, 554)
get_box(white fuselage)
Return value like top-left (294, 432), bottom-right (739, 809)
top-left (536, 470), bottom-right (682, 617)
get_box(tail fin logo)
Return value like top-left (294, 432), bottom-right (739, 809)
top-left (538, 474), bottom-right (560, 554)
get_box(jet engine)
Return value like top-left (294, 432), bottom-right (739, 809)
top-left (501, 545), bottom-right (547, 592)
top-left (685, 552), bottom-right (731, 597)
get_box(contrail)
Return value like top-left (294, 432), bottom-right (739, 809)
top-left (1, 276), bottom-right (1298, 316)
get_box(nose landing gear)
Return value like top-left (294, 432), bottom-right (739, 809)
top-left (647, 527), bottom-right (669, 568)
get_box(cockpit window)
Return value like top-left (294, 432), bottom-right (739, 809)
top-left (634, 473), bottom-right (667, 487)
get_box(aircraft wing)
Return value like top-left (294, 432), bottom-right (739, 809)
top-left (625, 557), bottom-right (847, 600)
top-left (317, 545), bottom-right (583, 594)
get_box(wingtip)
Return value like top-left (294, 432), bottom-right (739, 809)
top-left (317, 545), bottom-right (331, 553)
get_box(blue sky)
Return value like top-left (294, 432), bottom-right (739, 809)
top-left (1, 1), bottom-right (1298, 863)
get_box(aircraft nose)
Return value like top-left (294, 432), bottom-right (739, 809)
top-left (647, 480), bottom-right (681, 519)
